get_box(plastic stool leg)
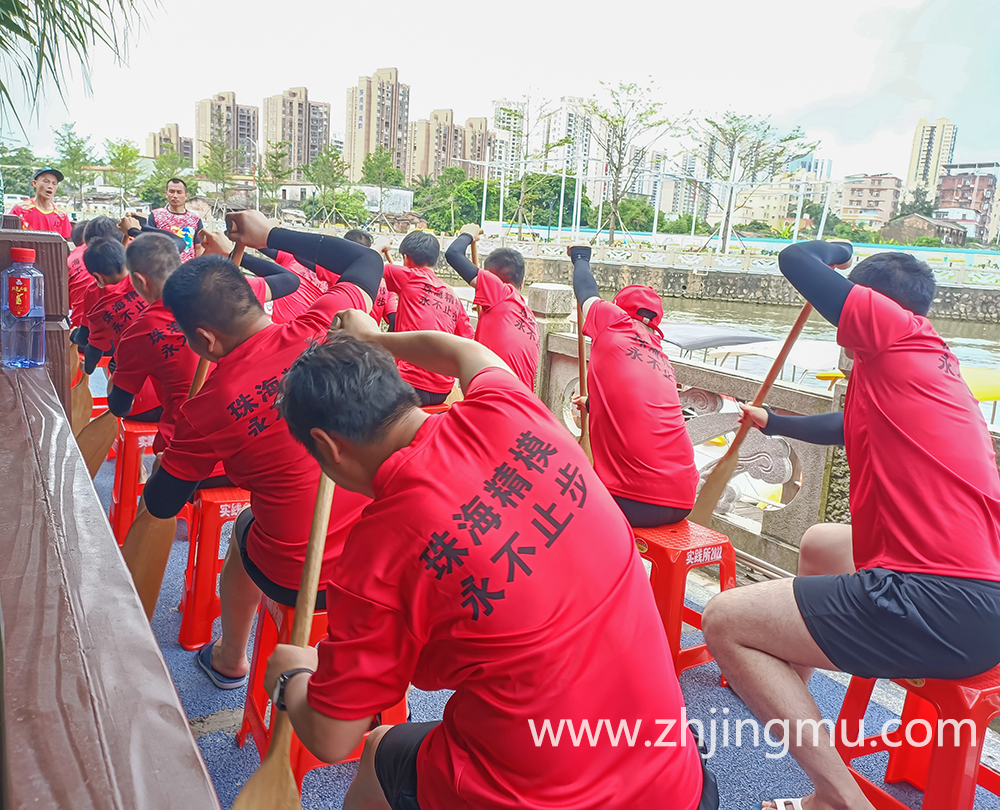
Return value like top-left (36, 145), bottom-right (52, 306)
top-left (177, 506), bottom-right (223, 650)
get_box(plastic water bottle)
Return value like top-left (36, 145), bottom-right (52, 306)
top-left (2, 247), bottom-right (45, 368)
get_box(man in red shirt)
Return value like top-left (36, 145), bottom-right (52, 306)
top-left (703, 241), bottom-right (1000, 810)
top-left (569, 245), bottom-right (697, 527)
top-left (444, 223), bottom-right (540, 390)
top-left (264, 317), bottom-right (717, 810)
top-left (374, 231), bottom-right (474, 406)
top-left (11, 167), bottom-right (73, 238)
top-left (142, 211), bottom-right (382, 689)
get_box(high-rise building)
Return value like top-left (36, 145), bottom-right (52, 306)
top-left (788, 153), bottom-right (832, 180)
top-left (726, 168), bottom-right (829, 229)
top-left (331, 132), bottom-right (345, 156)
top-left (345, 68), bottom-right (410, 183)
top-left (146, 124), bottom-right (194, 162)
top-left (490, 98), bottom-right (526, 179)
top-left (542, 97), bottom-right (608, 200)
top-left (625, 148), bottom-right (671, 210)
top-left (934, 162), bottom-right (999, 242)
top-left (193, 92), bottom-right (258, 173)
top-left (838, 173), bottom-right (903, 229)
top-left (660, 152), bottom-right (704, 217)
top-left (407, 110), bottom-right (496, 184)
top-left (906, 117), bottom-right (958, 191)
top-left (263, 87), bottom-right (331, 181)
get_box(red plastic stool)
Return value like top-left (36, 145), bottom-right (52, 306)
top-left (634, 520), bottom-right (736, 676)
top-left (834, 666), bottom-right (1000, 810)
top-left (237, 596), bottom-right (409, 789)
top-left (108, 419), bottom-right (159, 544)
top-left (177, 487), bottom-right (251, 650)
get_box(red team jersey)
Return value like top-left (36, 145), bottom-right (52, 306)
top-left (67, 244), bottom-right (97, 328)
top-left (12, 201), bottom-right (72, 239)
top-left (584, 300), bottom-right (698, 510)
top-left (473, 270), bottom-right (539, 389)
top-left (160, 287), bottom-right (373, 589)
top-left (148, 208), bottom-right (203, 263)
top-left (245, 271), bottom-right (324, 325)
top-left (273, 250), bottom-right (328, 292)
top-left (85, 275), bottom-right (160, 413)
top-left (839, 285), bottom-right (1000, 580)
top-left (112, 299), bottom-right (200, 454)
top-left (313, 263), bottom-right (398, 326)
top-left (308, 368), bottom-right (703, 810)
top-left (383, 263), bottom-right (474, 394)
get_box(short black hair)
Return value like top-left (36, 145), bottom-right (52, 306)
top-left (162, 254), bottom-right (265, 338)
top-left (398, 231), bottom-right (440, 267)
top-left (84, 216), bottom-right (121, 243)
top-left (848, 252), bottom-right (936, 316)
top-left (71, 221), bottom-right (87, 247)
top-left (166, 177), bottom-right (188, 191)
top-left (484, 247), bottom-right (525, 288)
top-left (83, 238), bottom-right (127, 279)
top-left (126, 232), bottom-right (181, 284)
top-left (279, 335), bottom-right (419, 455)
top-left (343, 229), bottom-right (373, 247)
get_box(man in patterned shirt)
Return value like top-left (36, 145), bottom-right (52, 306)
top-left (146, 178), bottom-right (203, 262)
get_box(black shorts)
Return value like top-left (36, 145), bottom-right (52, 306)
top-left (374, 722), bottom-right (438, 810)
top-left (612, 495), bottom-right (690, 528)
top-left (234, 508), bottom-right (326, 610)
top-left (794, 567), bottom-right (1000, 680)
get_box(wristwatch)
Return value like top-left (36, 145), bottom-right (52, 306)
top-left (271, 668), bottom-right (314, 712)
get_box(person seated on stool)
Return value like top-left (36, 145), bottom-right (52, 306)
top-left (140, 211), bottom-right (381, 689)
top-left (372, 231), bottom-right (474, 407)
top-left (702, 240), bottom-right (1000, 810)
top-left (444, 223), bottom-right (540, 390)
top-left (112, 231), bottom-right (299, 618)
top-left (569, 245), bottom-right (697, 528)
top-left (264, 316), bottom-right (719, 810)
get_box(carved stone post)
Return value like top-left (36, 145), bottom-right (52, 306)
top-left (527, 282), bottom-right (574, 401)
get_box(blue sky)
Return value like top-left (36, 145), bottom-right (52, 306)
top-left (3, 0), bottom-right (997, 181)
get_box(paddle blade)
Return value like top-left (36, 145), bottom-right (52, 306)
top-left (121, 508), bottom-right (178, 620)
top-left (188, 358), bottom-right (210, 399)
top-left (77, 410), bottom-right (118, 478)
top-left (71, 376), bottom-right (94, 436)
top-left (231, 701), bottom-right (301, 810)
top-left (688, 422), bottom-right (751, 527)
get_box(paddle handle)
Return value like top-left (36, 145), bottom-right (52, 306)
top-left (470, 239), bottom-right (478, 267)
top-left (577, 301), bottom-right (593, 463)
top-left (747, 302), bottom-right (814, 408)
top-left (289, 473), bottom-right (336, 648)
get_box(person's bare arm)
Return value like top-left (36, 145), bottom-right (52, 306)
top-left (335, 309), bottom-right (512, 392)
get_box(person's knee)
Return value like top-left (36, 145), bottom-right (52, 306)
top-left (702, 590), bottom-right (738, 649)
top-left (360, 724), bottom-right (391, 766)
top-left (798, 523), bottom-right (852, 576)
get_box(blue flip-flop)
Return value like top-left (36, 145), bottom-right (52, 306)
top-left (195, 640), bottom-right (248, 690)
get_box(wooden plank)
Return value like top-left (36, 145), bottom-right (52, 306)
top-left (0, 367), bottom-right (220, 810)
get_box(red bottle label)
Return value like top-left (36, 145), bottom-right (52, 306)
top-left (7, 277), bottom-right (31, 318)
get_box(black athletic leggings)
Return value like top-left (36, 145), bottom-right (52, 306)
top-left (414, 389), bottom-right (448, 407)
top-left (613, 495), bottom-right (690, 528)
top-left (130, 406), bottom-right (164, 423)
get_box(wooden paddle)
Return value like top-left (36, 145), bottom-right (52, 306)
top-left (231, 472), bottom-right (337, 810)
top-left (688, 302), bottom-right (814, 527)
top-left (78, 409), bottom-right (120, 478)
top-left (470, 237), bottom-right (479, 268)
top-left (577, 301), bottom-right (593, 464)
top-left (71, 359), bottom-right (94, 436)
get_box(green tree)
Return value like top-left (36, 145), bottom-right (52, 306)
top-left (693, 112), bottom-right (817, 252)
top-left (913, 236), bottom-right (943, 247)
top-left (583, 81), bottom-right (679, 245)
top-left (104, 138), bottom-right (142, 212)
top-left (140, 144), bottom-right (197, 208)
top-left (736, 220), bottom-right (773, 235)
top-left (899, 185), bottom-right (936, 218)
top-left (198, 119), bottom-right (237, 217)
top-left (833, 221), bottom-right (880, 243)
top-left (259, 141), bottom-right (292, 216)
top-left (302, 187), bottom-right (369, 227)
top-left (304, 144), bottom-right (350, 224)
top-left (496, 171), bottom-right (593, 234)
top-left (0, 141), bottom-right (36, 196)
top-left (361, 146), bottom-right (404, 222)
top-left (660, 212), bottom-right (712, 235)
top-left (0, 0), bottom-right (147, 124)
top-left (53, 124), bottom-right (96, 209)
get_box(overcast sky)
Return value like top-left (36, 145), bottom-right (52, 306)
top-left (4, 0), bottom-right (998, 181)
